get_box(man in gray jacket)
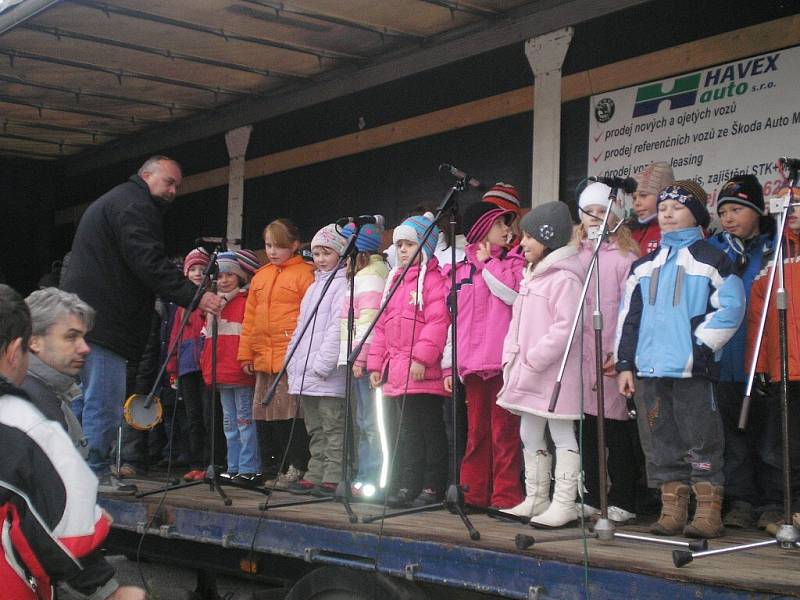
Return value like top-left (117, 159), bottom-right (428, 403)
top-left (21, 288), bottom-right (91, 460)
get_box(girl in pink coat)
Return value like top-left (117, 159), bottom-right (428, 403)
top-left (442, 200), bottom-right (524, 510)
top-left (575, 182), bottom-right (640, 524)
top-left (497, 201), bottom-right (586, 528)
top-left (368, 215), bottom-right (450, 508)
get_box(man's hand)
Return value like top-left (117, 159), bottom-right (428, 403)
top-left (369, 372), bottom-right (382, 388)
top-left (198, 291), bottom-right (223, 316)
top-left (410, 361), bottom-right (425, 381)
top-left (617, 371), bottom-right (635, 396)
top-left (108, 586), bottom-right (147, 600)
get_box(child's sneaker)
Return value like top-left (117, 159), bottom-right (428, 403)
top-left (287, 479), bottom-right (316, 495)
top-left (387, 488), bottom-right (413, 508)
top-left (275, 465), bottom-right (304, 490)
top-left (607, 505), bottom-right (637, 524)
top-left (182, 469), bottom-right (206, 482)
top-left (234, 473), bottom-right (265, 486)
top-left (411, 488), bottom-right (441, 508)
top-left (312, 482), bottom-right (337, 498)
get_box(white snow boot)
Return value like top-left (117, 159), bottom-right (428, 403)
top-left (530, 449), bottom-right (581, 528)
top-left (500, 449), bottom-right (551, 519)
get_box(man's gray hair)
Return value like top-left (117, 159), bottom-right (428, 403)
top-left (25, 287), bottom-right (95, 336)
top-left (138, 155), bottom-right (181, 178)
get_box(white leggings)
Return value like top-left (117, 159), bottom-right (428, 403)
top-left (519, 414), bottom-right (578, 453)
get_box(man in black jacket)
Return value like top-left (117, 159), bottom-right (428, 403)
top-left (62, 156), bottom-right (222, 492)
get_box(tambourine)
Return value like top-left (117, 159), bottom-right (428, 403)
top-left (123, 393), bottom-right (163, 431)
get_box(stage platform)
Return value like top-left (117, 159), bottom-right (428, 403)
top-left (99, 476), bottom-right (800, 599)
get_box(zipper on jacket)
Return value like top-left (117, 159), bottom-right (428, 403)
top-left (673, 265), bottom-right (685, 306)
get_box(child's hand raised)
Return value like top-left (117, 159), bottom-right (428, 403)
top-left (602, 353), bottom-right (616, 377)
top-left (410, 361), bottom-right (426, 381)
top-left (476, 240), bottom-right (491, 262)
top-left (369, 371), bottom-right (382, 388)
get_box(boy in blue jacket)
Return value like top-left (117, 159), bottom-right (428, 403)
top-left (616, 180), bottom-right (745, 539)
top-left (707, 175), bottom-right (775, 528)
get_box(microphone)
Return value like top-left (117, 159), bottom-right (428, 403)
top-left (589, 176), bottom-right (638, 194)
top-left (336, 215), bottom-right (385, 228)
top-left (779, 157), bottom-right (800, 170)
top-left (439, 163), bottom-right (482, 189)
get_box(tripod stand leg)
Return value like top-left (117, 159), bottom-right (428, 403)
top-left (672, 538), bottom-right (779, 567)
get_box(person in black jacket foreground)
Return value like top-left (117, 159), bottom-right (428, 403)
top-left (62, 156), bottom-right (223, 493)
top-left (0, 284), bottom-right (145, 600)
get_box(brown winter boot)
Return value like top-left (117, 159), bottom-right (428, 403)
top-left (650, 481), bottom-right (690, 536)
top-left (683, 482), bottom-right (725, 539)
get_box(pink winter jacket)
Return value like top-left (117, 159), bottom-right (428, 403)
top-left (367, 257), bottom-right (450, 397)
top-left (577, 239), bottom-right (637, 420)
top-left (497, 245), bottom-right (586, 420)
top-left (443, 243), bottom-right (525, 380)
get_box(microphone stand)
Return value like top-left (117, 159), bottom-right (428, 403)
top-left (359, 177), bottom-right (479, 541)
top-left (536, 188), bottom-right (692, 550)
top-left (256, 234), bottom-right (359, 518)
top-left (137, 248), bottom-right (270, 503)
top-left (677, 167), bottom-right (800, 567)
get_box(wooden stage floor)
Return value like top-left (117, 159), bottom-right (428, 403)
top-left (102, 475), bottom-right (800, 598)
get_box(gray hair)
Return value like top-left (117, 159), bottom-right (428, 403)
top-left (25, 287), bottom-right (95, 336)
top-left (137, 155), bottom-right (181, 178)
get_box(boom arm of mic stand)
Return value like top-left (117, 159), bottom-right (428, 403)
top-left (348, 184), bottom-right (459, 365)
top-left (548, 196), bottom-right (616, 412)
top-left (143, 250), bottom-right (219, 409)
top-left (263, 236), bottom-right (357, 405)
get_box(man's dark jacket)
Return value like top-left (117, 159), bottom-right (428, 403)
top-left (62, 175), bottom-right (197, 361)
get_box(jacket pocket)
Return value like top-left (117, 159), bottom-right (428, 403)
top-left (516, 360), bottom-right (547, 399)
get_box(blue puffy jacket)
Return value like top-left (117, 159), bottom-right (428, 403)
top-left (615, 227), bottom-right (745, 381)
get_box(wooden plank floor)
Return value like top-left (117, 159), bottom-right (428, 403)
top-left (108, 476), bottom-right (800, 597)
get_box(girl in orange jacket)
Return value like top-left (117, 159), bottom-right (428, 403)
top-left (239, 219), bottom-right (315, 482)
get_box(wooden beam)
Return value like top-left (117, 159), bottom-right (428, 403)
top-left (177, 15), bottom-right (800, 197)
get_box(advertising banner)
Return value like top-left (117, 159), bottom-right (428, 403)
top-left (588, 46), bottom-right (800, 212)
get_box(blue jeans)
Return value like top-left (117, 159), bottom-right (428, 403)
top-left (219, 386), bottom-right (260, 474)
top-left (354, 376), bottom-right (381, 484)
top-left (80, 344), bottom-right (127, 475)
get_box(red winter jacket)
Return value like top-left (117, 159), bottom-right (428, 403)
top-left (201, 289), bottom-right (255, 387)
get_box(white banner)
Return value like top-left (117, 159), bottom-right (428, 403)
top-left (588, 45), bottom-right (800, 211)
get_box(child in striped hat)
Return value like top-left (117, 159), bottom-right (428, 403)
top-left (367, 214), bottom-right (451, 507)
top-left (484, 182), bottom-right (522, 245)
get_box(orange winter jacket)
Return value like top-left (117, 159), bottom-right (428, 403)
top-left (746, 227), bottom-right (800, 381)
top-left (238, 255), bottom-right (315, 373)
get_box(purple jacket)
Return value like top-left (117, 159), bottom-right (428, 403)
top-left (287, 267), bottom-right (348, 398)
top-left (497, 246), bottom-right (586, 420)
top-left (577, 239), bottom-right (637, 420)
top-left (443, 243), bottom-right (524, 380)
top-left (367, 257), bottom-right (450, 398)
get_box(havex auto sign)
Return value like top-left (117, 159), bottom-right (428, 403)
top-left (588, 47), bottom-right (799, 214)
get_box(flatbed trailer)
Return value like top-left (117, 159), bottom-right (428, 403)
top-left (99, 477), bottom-right (800, 599)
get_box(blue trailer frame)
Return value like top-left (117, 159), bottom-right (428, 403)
top-left (100, 497), bottom-right (786, 600)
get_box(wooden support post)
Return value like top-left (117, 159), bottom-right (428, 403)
top-left (525, 27), bottom-right (573, 208)
top-left (224, 125), bottom-right (252, 250)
